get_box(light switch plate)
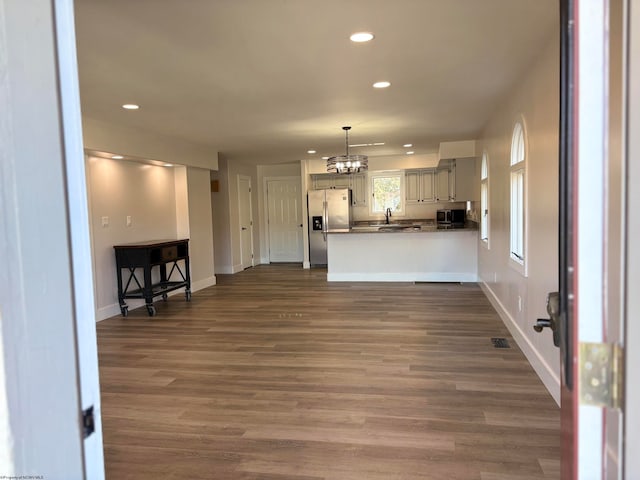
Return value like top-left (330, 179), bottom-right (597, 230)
top-left (126, 215), bottom-right (132, 227)
top-left (101, 216), bottom-right (109, 227)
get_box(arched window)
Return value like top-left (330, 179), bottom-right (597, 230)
top-left (480, 152), bottom-right (489, 245)
top-left (510, 120), bottom-right (526, 268)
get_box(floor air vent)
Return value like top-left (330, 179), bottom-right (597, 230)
top-left (491, 337), bottom-right (510, 348)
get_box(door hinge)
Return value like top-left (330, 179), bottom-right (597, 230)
top-left (82, 405), bottom-right (95, 438)
top-left (579, 342), bottom-right (623, 410)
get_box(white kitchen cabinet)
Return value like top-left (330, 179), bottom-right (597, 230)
top-left (351, 173), bottom-right (367, 206)
top-left (313, 174), bottom-right (336, 189)
top-left (312, 173), bottom-right (354, 190)
top-left (452, 157), bottom-right (477, 200)
top-left (405, 171), bottom-right (420, 203)
top-left (436, 167), bottom-right (454, 201)
top-left (333, 175), bottom-right (351, 189)
top-left (406, 169), bottom-right (435, 203)
top-left (311, 174), bottom-right (366, 206)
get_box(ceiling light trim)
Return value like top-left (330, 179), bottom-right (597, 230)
top-left (350, 32), bottom-right (374, 43)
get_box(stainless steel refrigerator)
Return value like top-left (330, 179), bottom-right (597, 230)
top-left (308, 188), bottom-right (352, 265)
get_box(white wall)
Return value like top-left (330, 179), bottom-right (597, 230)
top-left (87, 157), bottom-right (216, 319)
top-left (476, 33), bottom-right (561, 403)
top-left (87, 157), bottom-right (179, 318)
top-left (186, 167), bottom-right (216, 290)
top-left (211, 165), bottom-right (232, 273)
top-left (211, 158), bottom-right (260, 273)
top-left (83, 117), bottom-right (219, 170)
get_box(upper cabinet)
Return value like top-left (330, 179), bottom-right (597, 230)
top-left (311, 173), bottom-right (367, 207)
top-left (452, 158), bottom-right (477, 201)
top-left (313, 174), bottom-right (336, 189)
top-left (351, 173), bottom-right (368, 207)
top-left (406, 169), bottom-right (435, 203)
top-left (435, 166), bottom-right (453, 202)
top-left (434, 158), bottom-right (478, 201)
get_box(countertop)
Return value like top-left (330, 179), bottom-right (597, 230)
top-left (330, 220), bottom-right (478, 234)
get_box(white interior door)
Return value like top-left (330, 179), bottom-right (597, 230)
top-left (54, 1), bottom-right (105, 477)
top-left (560, 1), bottom-right (625, 478)
top-left (238, 175), bottom-right (254, 270)
top-left (0, 1), bottom-right (103, 477)
top-left (625, 0), bottom-right (640, 476)
top-left (267, 178), bottom-right (303, 262)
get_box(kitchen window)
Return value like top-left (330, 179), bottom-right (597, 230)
top-left (480, 151), bottom-right (489, 246)
top-left (369, 171), bottom-right (405, 216)
top-left (510, 119), bottom-right (527, 272)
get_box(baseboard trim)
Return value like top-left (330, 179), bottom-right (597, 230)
top-left (303, 261), bottom-right (310, 269)
top-left (480, 281), bottom-right (561, 406)
top-left (327, 272), bottom-right (478, 282)
top-left (192, 275), bottom-right (216, 291)
top-left (96, 277), bottom-right (215, 322)
top-left (215, 265), bottom-right (233, 274)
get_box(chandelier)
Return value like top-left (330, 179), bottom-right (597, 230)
top-left (326, 126), bottom-right (368, 174)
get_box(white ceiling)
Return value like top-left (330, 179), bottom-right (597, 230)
top-left (74, 0), bottom-right (557, 166)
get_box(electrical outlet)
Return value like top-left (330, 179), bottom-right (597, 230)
top-left (101, 216), bottom-right (109, 227)
top-left (126, 215), bottom-right (132, 227)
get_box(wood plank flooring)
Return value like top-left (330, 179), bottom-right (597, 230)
top-left (97, 264), bottom-right (560, 479)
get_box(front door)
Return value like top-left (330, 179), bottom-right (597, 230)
top-left (558, 1), bottom-right (626, 478)
top-left (267, 178), bottom-right (303, 262)
top-left (238, 175), bottom-right (254, 270)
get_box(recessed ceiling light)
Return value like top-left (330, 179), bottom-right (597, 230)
top-left (350, 32), bottom-right (374, 43)
top-left (307, 150), bottom-right (316, 154)
top-left (322, 156), bottom-right (330, 160)
top-left (403, 144), bottom-right (413, 148)
top-left (373, 81), bottom-right (391, 89)
top-left (111, 155), bottom-right (123, 160)
top-left (406, 151), bottom-right (415, 155)
top-left (122, 104), bottom-right (139, 110)
top-left (164, 163), bottom-right (173, 167)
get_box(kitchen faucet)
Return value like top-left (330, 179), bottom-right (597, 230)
top-left (385, 207), bottom-right (392, 224)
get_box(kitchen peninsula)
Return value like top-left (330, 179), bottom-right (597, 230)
top-left (327, 222), bottom-right (478, 282)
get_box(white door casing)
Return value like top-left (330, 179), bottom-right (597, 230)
top-left (566, 1), bottom-right (625, 478)
top-left (625, 0), bottom-right (640, 476)
top-left (267, 178), bottom-right (303, 263)
top-left (54, 0), bottom-right (105, 477)
top-left (238, 175), bottom-right (254, 270)
top-left (0, 0), bottom-right (103, 477)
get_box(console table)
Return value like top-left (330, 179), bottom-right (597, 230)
top-left (114, 239), bottom-right (191, 317)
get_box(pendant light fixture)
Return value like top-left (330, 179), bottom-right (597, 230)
top-left (326, 126), bottom-right (368, 174)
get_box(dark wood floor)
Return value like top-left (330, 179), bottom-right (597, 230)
top-left (97, 264), bottom-right (560, 480)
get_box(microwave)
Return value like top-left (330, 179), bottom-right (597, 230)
top-left (437, 209), bottom-right (465, 226)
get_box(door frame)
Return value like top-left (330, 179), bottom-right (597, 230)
top-left (561, 0), bottom-right (632, 477)
top-left (625, 0), bottom-right (640, 475)
top-left (54, 0), bottom-right (105, 476)
top-left (263, 176), bottom-right (303, 264)
top-left (237, 174), bottom-right (254, 269)
top-left (0, 0), bottom-right (103, 477)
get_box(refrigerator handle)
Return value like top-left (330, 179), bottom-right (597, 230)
top-left (323, 200), bottom-right (328, 241)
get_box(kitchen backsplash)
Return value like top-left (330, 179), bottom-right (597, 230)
top-left (352, 201), bottom-right (468, 222)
